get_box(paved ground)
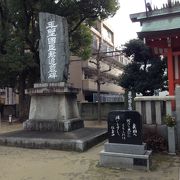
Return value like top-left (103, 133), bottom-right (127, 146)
top-left (0, 121), bottom-right (180, 180)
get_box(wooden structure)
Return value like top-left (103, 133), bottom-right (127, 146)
top-left (130, 3), bottom-right (180, 101)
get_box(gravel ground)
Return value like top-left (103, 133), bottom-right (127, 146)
top-left (0, 122), bottom-right (179, 180)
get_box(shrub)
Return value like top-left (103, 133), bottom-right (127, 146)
top-left (163, 114), bottom-right (176, 127)
top-left (143, 132), bottom-right (167, 152)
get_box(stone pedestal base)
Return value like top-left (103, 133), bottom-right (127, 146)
top-left (23, 83), bottom-right (84, 132)
top-left (23, 118), bottom-right (84, 132)
top-left (100, 142), bottom-right (152, 170)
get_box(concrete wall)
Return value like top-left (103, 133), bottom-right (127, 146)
top-left (79, 102), bottom-right (125, 120)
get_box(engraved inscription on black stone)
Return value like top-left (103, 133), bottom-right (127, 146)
top-left (133, 158), bottom-right (147, 166)
top-left (108, 110), bottom-right (143, 145)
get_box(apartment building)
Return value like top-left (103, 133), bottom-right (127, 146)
top-left (69, 20), bottom-right (130, 102)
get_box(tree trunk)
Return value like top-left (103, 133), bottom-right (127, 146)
top-left (97, 58), bottom-right (101, 123)
top-left (18, 72), bottom-right (30, 122)
top-left (97, 80), bottom-right (101, 123)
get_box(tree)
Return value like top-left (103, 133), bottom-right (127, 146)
top-left (119, 39), bottom-right (167, 96)
top-left (0, 0), bottom-right (119, 120)
top-left (90, 42), bottom-right (121, 122)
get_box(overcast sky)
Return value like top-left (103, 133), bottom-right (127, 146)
top-left (106, 0), bottom-right (172, 47)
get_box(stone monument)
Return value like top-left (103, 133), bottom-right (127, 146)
top-left (23, 12), bottom-right (84, 131)
top-left (100, 110), bottom-right (152, 170)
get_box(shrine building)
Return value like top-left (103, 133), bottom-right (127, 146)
top-left (130, 2), bottom-right (180, 97)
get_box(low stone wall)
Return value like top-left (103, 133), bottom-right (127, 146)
top-left (135, 96), bottom-right (174, 125)
top-left (78, 102), bottom-right (125, 121)
top-left (135, 96), bottom-right (175, 141)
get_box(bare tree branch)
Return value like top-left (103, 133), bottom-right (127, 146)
top-left (92, 50), bottom-right (122, 56)
top-left (89, 60), bottom-right (97, 66)
top-left (100, 66), bottom-right (111, 73)
top-left (69, 17), bottom-right (86, 35)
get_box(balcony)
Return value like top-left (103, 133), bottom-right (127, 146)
top-left (92, 41), bottom-right (125, 68)
top-left (82, 79), bottom-right (124, 94)
top-left (82, 59), bottom-right (123, 78)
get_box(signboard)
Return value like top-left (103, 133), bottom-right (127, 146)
top-left (128, 91), bottom-right (132, 110)
top-left (125, 90), bottom-right (135, 110)
top-left (108, 110), bottom-right (143, 145)
top-left (39, 12), bottom-right (69, 83)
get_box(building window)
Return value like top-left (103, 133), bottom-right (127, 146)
top-left (92, 35), bottom-right (100, 50)
top-left (107, 31), bottom-right (113, 42)
top-left (103, 25), bottom-right (113, 43)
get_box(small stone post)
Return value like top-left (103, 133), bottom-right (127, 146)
top-left (175, 86), bottom-right (180, 150)
top-left (167, 126), bottom-right (176, 154)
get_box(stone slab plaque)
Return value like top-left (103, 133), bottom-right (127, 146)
top-left (39, 12), bottom-right (69, 83)
top-left (108, 110), bottom-right (143, 145)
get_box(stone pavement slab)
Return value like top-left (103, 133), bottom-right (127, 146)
top-left (0, 127), bottom-right (107, 152)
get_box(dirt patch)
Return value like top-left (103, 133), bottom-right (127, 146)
top-left (0, 122), bottom-right (179, 180)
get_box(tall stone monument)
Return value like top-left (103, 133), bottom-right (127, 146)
top-left (39, 13), bottom-right (69, 83)
top-left (23, 12), bottom-right (84, 131)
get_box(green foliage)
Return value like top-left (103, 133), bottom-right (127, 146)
top-left (1, 33), bottom-right (37, 85)
top-left (163, 114), bottom-right (176, 127)
top-left (119, 39), bottom-right (167, 96)
top-left (119, 63), bottom-right (141, 92)
top-left (122, 39), bottom-right (151, 67)
top-left (70, 24), bottom-right (92, 60)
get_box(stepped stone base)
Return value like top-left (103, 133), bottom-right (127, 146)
top-left (104, 142), bottom-right (147, 155)
top-left (0, 128), bottom-right (107, 152)
top-left (23, 118), bottom-right (84, 132)
top-left (100, 142), bottom-right (152, 170)
top-left (24, 83), bottom-right (83, 132)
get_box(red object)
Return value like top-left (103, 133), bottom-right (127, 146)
top-left (145, 36), bottom-right (178, 110)
top-left (144, 34), bottom-right (180, 96)
top-left (167, 48), bottom-right (174, 96)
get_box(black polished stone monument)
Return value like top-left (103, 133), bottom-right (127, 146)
top-left (100, 110), bottom-right (152, 170)
top-left (108, 110), bottom-right (142, 145)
